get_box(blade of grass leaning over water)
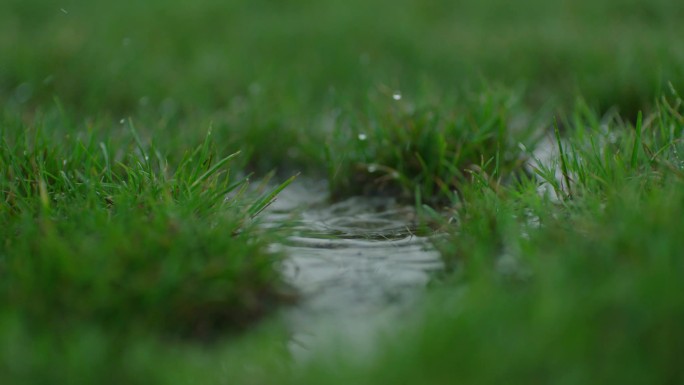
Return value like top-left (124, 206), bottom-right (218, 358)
top-left (248, 173), bottom-right (299, 219)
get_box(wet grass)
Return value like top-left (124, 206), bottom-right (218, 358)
top-left (324, 86), bottom-right (540, 205)
top-left (0, 110), bottom-right (295, 382)
top-left (3, 0), bottom-right (684, 172)
top-left (284, 87), bottom-right (684, 385)
top-left (291, 187), bottom-right (684, 385)
top-left (3, 0), bottom-right (684, 383)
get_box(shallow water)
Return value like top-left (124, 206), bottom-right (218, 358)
top-left (265, 180), bottom-right (443, 360)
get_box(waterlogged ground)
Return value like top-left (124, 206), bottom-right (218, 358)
top-left (265, 180), bottom-right (443, 360)
top-left (263, 140), bottom-right (561, 361)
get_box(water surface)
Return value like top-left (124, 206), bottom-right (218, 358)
top-left (265, 180), bottom-right (443, 360)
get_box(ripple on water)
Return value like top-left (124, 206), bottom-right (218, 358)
top-left (264, 179), bottom-right (444, 361)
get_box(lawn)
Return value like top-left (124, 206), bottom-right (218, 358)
top-left (2, 0), bottom-right (684, 383)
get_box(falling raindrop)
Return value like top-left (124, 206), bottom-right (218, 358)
top-left (60, 8), bottom-right (68, 14)
top-left (119, 119), bottom-right (125, 124)
top-left (392, 92), bottom-right (402, 101)
top-left (367, 164), bottom-right (378, 173)
top-left (358, 133), bottom-right (367, 141)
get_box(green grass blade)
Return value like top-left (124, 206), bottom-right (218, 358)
top-left (189, 151), bottom-right (241, 190)
top-left (554, 118), bottom-right (573, 199)
top-left (631, 111), bottom-right (643, 169)
top-left (248, 173), bottom-right (299, 218)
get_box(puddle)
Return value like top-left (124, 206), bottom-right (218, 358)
top-left (527, 135), bottom-right (572, 201)
top-left (264, 179), bottom-right (443, 361)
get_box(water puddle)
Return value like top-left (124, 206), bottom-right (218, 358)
top-left (265, 179), bottom-right (443, 361)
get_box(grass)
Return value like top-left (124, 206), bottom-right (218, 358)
top-left (0, 110), bottom-right (295, 382)
top-left (324, 86), bottom-right (538, 205)
top-left (2, 0), bottom-right (684, 173)
top-left (292, 187), bottom-right (684, 385)
top-left (3, 0), bottom-right (684, 383)
top-left (286, 88), bottom-right (684, 385)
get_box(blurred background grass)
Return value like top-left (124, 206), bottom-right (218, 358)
top-left (2, 0), bottom-right (683, 115)
top-left (3, 0), bottom-right (683, 177)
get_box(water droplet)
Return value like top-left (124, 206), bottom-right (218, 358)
top-left (392, 92), bottom-right (402, 101)
top-left (119, 119), bottom-right (125, 124)
top-left (358, 133), bottom-right (367, 141)
top-left (367, 164), bottom-right (378, 173)
top-left (63, 159), bottom-right (67, 166)
top-left (60, 8), bottom-right (68, 14)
